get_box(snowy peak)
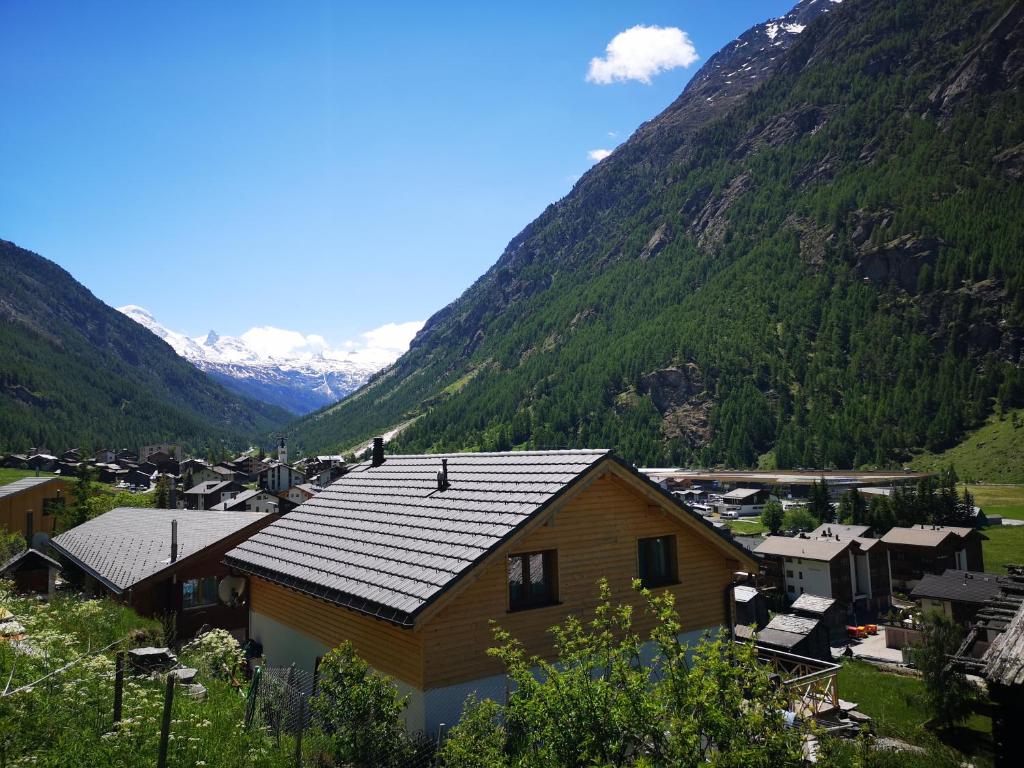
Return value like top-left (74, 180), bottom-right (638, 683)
top-left (117, 306), bottom-right (423, 415)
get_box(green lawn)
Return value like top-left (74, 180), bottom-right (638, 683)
top-left (981, 525), bottom-right (1024, 572)
top-left (0, 468), bottom-right (54, 485)
top-left (969, 484), bottom-right (1024, 521)
top-left (724, 519), bottom-right (768, 535)
top-left (838, 660), bottom-right (993, 766)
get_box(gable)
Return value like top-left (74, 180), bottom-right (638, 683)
top-left (419, 471), bottom-right (749, 689)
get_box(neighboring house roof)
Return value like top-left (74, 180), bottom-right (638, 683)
top-left (226, 449), bottom-right (757, 628)
top-left (809, 524), bottom-right (871, 541)
top-left (880, 525), bottom-right (981, 547)
top-left (982, 598), bottom-right (1024, 688)
top-left (754, 535), bottom-right (855, 561)
top-left (790, 594), bottom-right (837, 615)
top-left (911, 570), bottom-right (1004, 605)
top-left (854, 537), bottom-right (882, 551)
top-left (49, 507), bottom-right (266, 594)
top-left (0, 476), bottom-right (62, 500)
top-left (213, 489), bottom-right (274, 511)
top-left (734, 585), bottom-right (761, 603)
top-left (733, 535), bottom-right (766, 555)
top-left (766, 613), bottom-right (821, 636)
top-left (722, 488), bottom-right (764, 501)
top-left (1, 548), bottom-right (61, 575)
top-left (184, 480), bottom-right (233, 496)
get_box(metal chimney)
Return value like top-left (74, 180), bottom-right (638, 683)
top-left (437, 458), bottom-right (449, 491)
top-left (170, 519), bottom-right (178, 563)
top-left (371, 437), bottom-right (385, 467)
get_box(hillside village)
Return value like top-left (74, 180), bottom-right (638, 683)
top-left (3, 435), bottom-right (1023, 766)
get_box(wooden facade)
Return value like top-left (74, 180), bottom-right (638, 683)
top-left (888, 533), bottom-right (985, 590)
top-left (0, 478), bottom-right (67, 539)
top-left (248, 461), bottom-right (752, 692)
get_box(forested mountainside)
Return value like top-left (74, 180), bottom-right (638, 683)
top-left (295, 0), bottom-right (1024, 468)
top-left (0, 240), bottom-right (292, 452)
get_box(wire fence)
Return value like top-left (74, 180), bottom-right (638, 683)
top-left (245, 665), bottom-right (442, 768)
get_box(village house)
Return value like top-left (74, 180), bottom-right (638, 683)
top-left (737, 613), bottom-right (831, 662)
top-left (139, 443), bottom-right (182, 462)
top-left (754, 530), bottom-right (891, 618)
top-left (210, 489), bottom-right (281, 515)
top-left (911, 569), bottom-right (1004, 626)
top-left (0, 476), bottom-right (68, 541)
top-left (26, 454), bottom-right (59, 473)
top-left (50, 507), bottom-right (276, 638)
top-left (880, 525), bottom-right (986, 591)
top-left (281, 483), bottom-right (318, 505)
top-left (224, 445), bottom-right (759, 735)
top-left (183, 480), bottom-right (246, 511)
top-left (790, 593), bottom-right (847, 638)
top-left (258, 462), bottom-right (305, 494)
top-left (0, 548), bottom-right (61, 596)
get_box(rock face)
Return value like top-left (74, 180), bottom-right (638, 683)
top-left (855, 235), bottom-right (943, 292)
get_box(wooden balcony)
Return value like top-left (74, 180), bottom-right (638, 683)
top-left (744, 643), bottom-right (841, 717)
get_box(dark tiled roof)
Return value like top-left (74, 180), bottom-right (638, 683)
top-left (766, 613), bottom-right (821, 636)
top-left (0, 476), bottom-right (61, 500)
top-left (50, 507), bottom-right (266, 593)
top-left (1, 547), bottom-right (61, 574)
top-left (911, 569), bottom-right (1004, 604)
top-left (226, 450), bottom-right (615, 625)
top-left (184, 480), bottom-right (232, 495)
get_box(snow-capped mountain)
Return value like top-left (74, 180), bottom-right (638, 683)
top-left (119, 305), bottom-right (420, 415)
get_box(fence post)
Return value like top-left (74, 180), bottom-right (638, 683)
top-left (156, 674), bottom-right (175, 768)
top-left (113, 652), bottom-right (124, 723)
top-left (293, 694), bottom-right (306, 768)
top-left (244, 666), bottom-right (263, 729)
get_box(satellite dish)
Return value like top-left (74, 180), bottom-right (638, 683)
top-left (218, 575), bottom-right (247, 606)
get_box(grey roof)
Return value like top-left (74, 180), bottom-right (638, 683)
top-left (755, 535), bottom-right (855, 561)
top-left (50, 507), bottom-right (266, 593)
top-left (0, 476), bottom-right (61, 500)
top-left (733, 535), bottom-right (766, 555)
top-left (734, 585), bottom-right (761, 603)
top-left (809, 524), bottom-right (871, 541)
top-left (226, 449), bottom-right (754, 627)
top-left (722, 487), bottom-right (764, 501)
top-left (766, 613), bottom-right (821, 636)
top-left (184, 480), bottom-right (233, 496)
top-left (790, 593), bottom-right (837, 614)
top-left (911, 570), bottom-right (1004, 604)
top-left (1, 547), bottom-right (61, 574)
top-left (226, 450), bottom-right (611, 625)
top-left (881, 525), bottom-right (976, 547)
top-left (756, 628), bottom-right (809, 649)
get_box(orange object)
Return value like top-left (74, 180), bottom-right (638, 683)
top-left (866, 624), bottom-right (878, 635)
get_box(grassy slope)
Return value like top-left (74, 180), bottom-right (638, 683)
top-left (911, 410), bottom-right (1024, 484)
top-left (981, 526), bottom-right (1024, 573)
top-left (838, 661), bottom-right (993, 766)
top-left (0, 468), bottom-right (54, 485)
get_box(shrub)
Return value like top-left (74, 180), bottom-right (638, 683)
top-left (180, 628), bottom-right (246, 681)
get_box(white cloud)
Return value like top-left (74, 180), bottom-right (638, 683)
top-left (586, 25), bottom-right (699, 85)
top-left (240, 327), bottom-right (329, 359)
top-left (607, 131), bottom-right (618, 138)
top-left (588, 148), bottom-right (613, 162)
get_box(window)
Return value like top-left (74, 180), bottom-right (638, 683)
top-left (786, 570), bottom-right (794, 578)
top-left (637, 535), bottom-right (678, 588)
top-left (508, 550), bottom-right (557, 611)
top-left (799, 571), bottom-right (803, 579)
top-left (787, 584), bottom-right (795, 593)
top-left (182, 577), bottom-right (219, 610)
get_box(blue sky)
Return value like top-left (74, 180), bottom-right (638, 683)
top-left (1, 1), bottom-right (793, 349)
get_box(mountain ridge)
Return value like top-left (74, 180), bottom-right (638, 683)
top-left (290, 0), bottom-right (1024, 467)
top-left (0, 240), bottom-right (292, 451)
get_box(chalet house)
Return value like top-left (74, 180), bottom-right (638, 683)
top-left (140, 443), bottom-right (182, 462)
top-left (60, 449), bottom-right (81, 462)
top-left (179, 458), bottom-right (210, 478)
top-left (718, 488), bottom-right (771, 518)
top-left (1, 477), bottom-right (68, 541)
top-left (911, 569), bottom-right (1004, 626)
top-left (281, 483), bottom-right (318, 505)
top-left (225, 447), bottom-right (758, 735)
top-left (27, 454), bottom-right (59, 472)
top-left (210, 489), bottom-right (280, 515)
top-left (733, 584), bottom-right (769, 629)
top-left (0, 548), bottom-right (61, 596)
top-left (115, 449), bottom-right (138, 464)
top-left (94, 448), bottom-right (117, 464)
top-left (755, 532), bottom-right (891, 617)
top-left (258, 462), bottom-right (305, 494)
top-left (0, 454), bottom-right (29, 470)
top-left (183, 480), bottom-right (245, 511)
top-left (187, 466), bottom-right (225, 486)
top-left (880, 525), bottom-right (986, 591)
top-left (123, 469), bottom-right (153, 489)
top-left (739, 613), bottom-right (831, 662)
top-left (790, 593), bottom-right (846, 638)
top-left (50, 507), bottom-right (276, 639)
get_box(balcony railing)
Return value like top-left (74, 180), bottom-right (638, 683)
top-left (743, 643), bottom-right (841, 717)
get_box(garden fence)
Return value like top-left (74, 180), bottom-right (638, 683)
top-left (245, 664), bottom-right (442, 768)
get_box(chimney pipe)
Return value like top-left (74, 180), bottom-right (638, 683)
top-left (171, 519), bottom-right (178, 563)
top-left (25, 510), bottom-right (34, 548)
top-left (371, 437), bottom-right (384, 467)
top-left (437, 458), bottom-right (449, 491)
